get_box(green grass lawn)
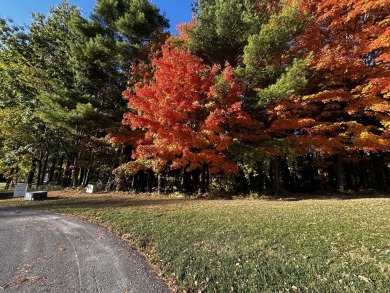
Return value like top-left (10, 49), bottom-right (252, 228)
top-left (1, 191), bottom-right (389, 292)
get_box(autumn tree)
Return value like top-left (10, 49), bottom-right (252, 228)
top-left (268, 0), bottom-right (390, 191)
top-left (176, 0), bottom-right (311, 193)
top-left (121, 42), bottom-right (255, 194)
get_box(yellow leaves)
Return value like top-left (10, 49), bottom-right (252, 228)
top-left (303, 90), bottom-right (352, 103)
top-left (274, 104), bottom-right (287, 111)
top-left (381, 120), bottom-right (390, 129)
top-left (359, 131), bottom-right (371, 139)
top-left (353, 131), bottom-right (390, 151)
top-left (369, 103), bottom-right (390, 113)
top-left (0, 108), bottom-right (30, 139)
top-left (311, 123), bottom-right (339, 134)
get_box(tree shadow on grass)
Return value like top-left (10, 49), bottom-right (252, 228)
top-left (23, 195), bottom-right (191, 211)
top-left (0, 192), bottom-right (14, 200)
top-left (265, 192), bottom-right (390, 201)
top-left (8, 191), bottom-right (390, 212)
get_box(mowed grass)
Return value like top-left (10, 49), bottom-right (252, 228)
top-left (1, 191), bottom-right (389, 292)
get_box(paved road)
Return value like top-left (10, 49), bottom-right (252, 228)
top-left (0, 207), bottom-right (169, 293)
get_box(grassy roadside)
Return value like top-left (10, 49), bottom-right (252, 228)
top-left (1, 191), bottom-right (389, 292)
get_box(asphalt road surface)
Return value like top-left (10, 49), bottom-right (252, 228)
top-left (0, 207), bottom-right (170, 293)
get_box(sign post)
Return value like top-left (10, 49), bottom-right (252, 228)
top-left (13, 183), bottom-right (27, 198)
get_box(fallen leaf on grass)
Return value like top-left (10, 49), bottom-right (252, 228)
top-left (300, 254), bottom-right (310, 260)
top-left (291, 285), bottom-right (299, 291)
top-left (358, 275), bottom-right (373, 285)
top-left (121, 234), bottom-right (131, 240)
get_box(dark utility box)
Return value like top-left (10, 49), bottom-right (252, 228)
top-left (25, 191), bottom-right (48, 201)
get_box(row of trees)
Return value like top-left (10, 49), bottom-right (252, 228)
top-left (0, 0), bottom-right (168, 189)
top-left (1, 0), bottom-right (389, 195)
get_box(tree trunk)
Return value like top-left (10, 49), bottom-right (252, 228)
top-left (307, 154), bottom-right (319, 192)
top-left (131, 175), bottom-right (135, 190)
top-left (48, 160), bottom-right (56, 183)
top-left (56, 156), bottom-right (64, 185)
top-left (173, 170), bottom-right (179, 192)
top-left (82, 167), bottom-right (91, 186)
top-left (146, 171), bottom-right (151, 192)
top-left (27, 159), bottom-right (37, 188)
top-left (336, 154), bottom-right (344, 192)
top-left (380, 166), bottom-right (388, 192)
top-left (374, 155), bottom-right (389, 192)
top-left (180, 169), bottom-right (185, 193)
top-left (39, 151), bottom-right (49, 186)
top-left (72, 155), bottom-right (79, 188)
top-left (12, 166), bottom-right (19, 188)
top-left (261, 170), bottom-right (267, 192)
top-left (157, 173), bottom-right (162, 195)
top-left (198, 165), bottom-right (206, 196)
top-left (5, 168), bottom-right (14, 189)
top-left (206, 165), bottom-right (210, 193)
top-left (271, 157), bottom-right (280, 195)
top-left (164, 173), bottom-right (169, 194)
top-left (36, 152), bottom-right (43, 189)
top-left (345, 166), bottom-right (354, 190)
top-left (105, 151), bottom-right (119, 192)
top-left (78, 168), bottom-right (85, 187)
top-left (63, 163), bottom-right (71, 187)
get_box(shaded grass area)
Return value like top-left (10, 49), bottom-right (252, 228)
top-left (0, 182), bottom-right (7, 191)
top-left (1, 191), bottom-right (389, 292)
top-left (0, 184), bottom-right (12, 199)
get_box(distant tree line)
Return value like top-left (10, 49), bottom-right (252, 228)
top-left (0, 0), bottom-right (389, 196)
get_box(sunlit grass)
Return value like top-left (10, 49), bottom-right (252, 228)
top-left (0, 182), bottom-right (6, 189)
top-left (1, 191), bottom-right (389, 292)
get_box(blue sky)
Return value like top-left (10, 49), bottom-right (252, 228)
top-left (0, 0), bottom-right (194, 34)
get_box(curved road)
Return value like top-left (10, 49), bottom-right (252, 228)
top-left (0, 207), bottom-right (169, 293)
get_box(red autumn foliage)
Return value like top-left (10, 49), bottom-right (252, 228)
top-left (122, 43), bottom-right (255, 174)
top-left (269, 0), bottom-right (390, 156)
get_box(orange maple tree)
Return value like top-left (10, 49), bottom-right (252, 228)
top-left (268, 0), bottom-right (390, 190)
top-left (121, 42), bottom-right (254, 181)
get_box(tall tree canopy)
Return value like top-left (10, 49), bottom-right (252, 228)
top-left (0, 0), bottom-right (169, 188)
top-left (122, 43), bottom-right (254, 179)
top-left (117, 0), bottom-right (389, 194)
top-left (1, 0), bottom-right (389, 194)
top-left (268, 0), bottom-right (390, 191)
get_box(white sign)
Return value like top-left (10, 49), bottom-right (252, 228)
top-left (13, 183), bottom-right (27, 198)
